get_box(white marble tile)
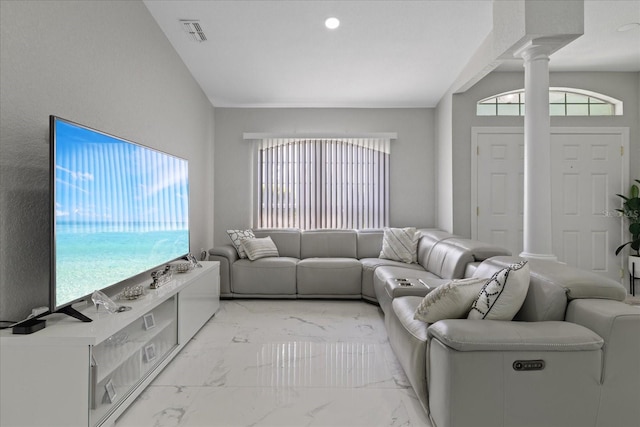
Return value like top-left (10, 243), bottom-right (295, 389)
top-left (154, 340), bottom-right (407, 389)
top-left (116, 385), bottom-right (431, 427)
top-left (193, 300), bottom-right (388, 345)
top-left (115, 300), bottom-right (430, 427)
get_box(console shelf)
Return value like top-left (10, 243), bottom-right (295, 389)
top-left (0, 261), bottom-right (219, 427)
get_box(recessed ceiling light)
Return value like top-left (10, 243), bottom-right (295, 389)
top-left (325, 17), bottom-right (340, 30)
top-left (617, 22), bottom-right (640, 32)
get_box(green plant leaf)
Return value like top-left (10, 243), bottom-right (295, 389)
top-left (631, 184), bottom-right (639, 199)
top-left (626, 198), bottom-right (640, 210)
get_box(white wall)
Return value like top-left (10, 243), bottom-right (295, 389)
top-left (213, 108), bottom-right (435, 245)
top-left (0, 1), bottom-right (215, 321)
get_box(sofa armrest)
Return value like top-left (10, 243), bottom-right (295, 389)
top-left (427, 319), bottom-right (603, 352)
top-left (427, 319), bottom-right (606, 427)
top-left (209, 244), bottom-right (239, 261)
top-left (208, 245), bottom-right (238, 296)
top-left (565, 299), bottom-right (640, 424)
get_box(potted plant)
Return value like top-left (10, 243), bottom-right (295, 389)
top-left (615, 179), bottom-right (640, 278)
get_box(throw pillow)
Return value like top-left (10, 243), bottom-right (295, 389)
top-left (227, 229), bottom-right (255, 258)
top-left (241, 236), bottom-right (279, 261)
top-left (379, 227), bottom-right (419, 264)
top-left (468, 261), bottom-right (530, 320)
top-left (413, 277), bottom-right (489, 323)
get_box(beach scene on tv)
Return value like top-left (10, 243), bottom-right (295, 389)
top-left (54, 120), bottom-right (189, 307)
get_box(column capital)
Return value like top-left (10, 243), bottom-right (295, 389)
top-left (513, 37), bottom-right (568, 62)
top-left (514, 43), bottom-right (553, 62)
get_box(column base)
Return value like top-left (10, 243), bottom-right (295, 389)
top-left (519, 251), bottom-right (558, 262)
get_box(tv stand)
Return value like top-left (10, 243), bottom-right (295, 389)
top-left (1, 261), bottom-right (219, 427)
top-left (56, 304), bottom-right (93, 322)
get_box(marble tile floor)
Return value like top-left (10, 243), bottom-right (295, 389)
top-left (116, 299), bottom-right (432, 427)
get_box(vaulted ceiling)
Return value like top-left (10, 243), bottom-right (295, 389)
top-left (144, 0), bottom-right (640, 108)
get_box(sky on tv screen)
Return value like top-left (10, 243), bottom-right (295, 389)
top-left (54, 119), bottom-right (189, 308)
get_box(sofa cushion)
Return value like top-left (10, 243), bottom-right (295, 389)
top-left (444, 238), bottom-right (512, 261)
top-left (226, 229), bottom-right (255, 258)
top-left (379, 227), bottom-right (419, 263)
top-left (242, 236), bottom-right (279, 260)
top-left (424, 241), bottom-right (475, 279)
top-left (356, 229), bottom-right (384, 259)
top-left (253, 228), bottom-right (301, 258)
top-left (416, 229), bottom-right (457, 267)
top-left (413, 277), bottom-right (488, 323)
top-left (297, 258), bottom-right (362, 296)
top-left (468, 261), bottom-right (530, 320)
top-left (525, 258), bottom-right (627, 301)
top-left (231, 257), bottom-right (298, 295)
top-left (300, 229), bottom-right (357, 258)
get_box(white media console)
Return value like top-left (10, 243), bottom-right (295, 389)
top-left (0, 261), bottom-right (220, 427)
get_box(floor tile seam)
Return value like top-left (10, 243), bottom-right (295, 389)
top-left (147, 383), bottom-right (410, 391)
top-left (186, 340), bottom-right (391, 347)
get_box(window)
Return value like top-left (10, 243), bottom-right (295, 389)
top-left (254, 137), bottom-right (390, 229)
top-left (477, 88), bottom-right (622, 117)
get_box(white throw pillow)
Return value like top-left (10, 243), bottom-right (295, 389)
top-left (379, 227), bottom-right (419, 264)
top-left (241, 236), bottom-right (279, 261)
top-left (468, 261), bottom-right (530, 320)
top-left (413, 277), bottom-right (489, 323)
top-left (227, 229), bottom-right (255, 258)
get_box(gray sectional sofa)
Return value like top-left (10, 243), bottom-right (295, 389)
top-left (208, 228), bottom-right (509, 300)
top-left (209, 228), bottom-right (640, 427)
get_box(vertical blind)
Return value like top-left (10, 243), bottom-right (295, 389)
top-left (255, 138), bottom-right (390, 229)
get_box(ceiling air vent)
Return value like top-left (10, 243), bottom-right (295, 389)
top-left (180, 20), bottom-right (207, 42)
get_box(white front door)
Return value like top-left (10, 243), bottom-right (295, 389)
top-left (472, 127), bottom-right (629, 282)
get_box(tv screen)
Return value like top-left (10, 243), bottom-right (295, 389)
top-left (50, 116), bottom-right (189, 318)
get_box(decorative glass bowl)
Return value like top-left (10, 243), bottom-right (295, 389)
top-left (173, 262), bottom-right (192, 273)
top-left (119, 285), bottom-right (145, 300)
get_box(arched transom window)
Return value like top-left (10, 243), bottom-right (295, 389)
top-left (477, 88), bottom-right (623, 117)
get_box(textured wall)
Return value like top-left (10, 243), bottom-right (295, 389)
top-left (212, 108), bottom-right (435, 246)
top-left (0, 0), bottom-right (214, 322)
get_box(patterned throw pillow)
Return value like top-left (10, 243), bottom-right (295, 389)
top-left (413, 277), bottom-right (489, 323)
top-left (379, 227), bottom-right (419, 264)
top-left (227, 229), bottom-right (255, 258)
top-left (468, 261), bottom-right (530, 320)
top-left (241, 236), bottom-right (279, 261)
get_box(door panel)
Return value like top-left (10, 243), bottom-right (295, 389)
top-left (473, 127), bottom-right (628, 282)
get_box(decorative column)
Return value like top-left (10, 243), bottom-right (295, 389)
top-left (517, 42), bottom-right (557, 261)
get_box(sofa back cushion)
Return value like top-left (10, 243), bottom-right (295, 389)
top-left (526, 258), bottom-right (627, 301)
top-left (424, 241), bottom-right (475, 279)
top-left (416, 229), bottom-right (456, 268)
top-left (444, 238), bottom-right (512, 261)
top-left (356, 229), bottom-right (384, 259)
top-left (301, 229), bottom-right (357, 258)
top-left (253, 228), bottom-right (301, 258)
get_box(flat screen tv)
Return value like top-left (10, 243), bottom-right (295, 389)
top-left (50, 116), bottom-right (189, 321)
